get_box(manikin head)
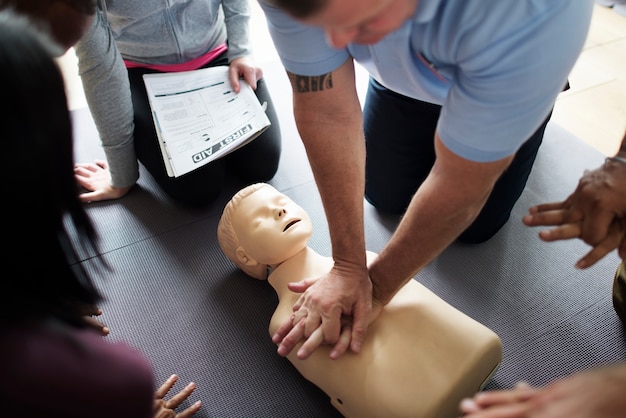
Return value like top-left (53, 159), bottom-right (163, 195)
top-left (265, 0), bottom-right (417, 48)
top-left (218, 183), bottom-right (313, 280)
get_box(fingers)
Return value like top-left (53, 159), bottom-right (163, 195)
top-left (576, 223), bottom-right (624, 268)
top-left (154, 375), bottom-right (201, 418)
top-left (459, 384), bottom-right (537, 417)
top-left (276, 317), bottom-right (306, 357)
top-left (329, 319), bottom-right (352, 359)
top-left (307, 306), bottom-right (341, 344)
top-left (228, 59), bottom-right (261, 91)
top-left (471, 385), bottom-right (536, 408)
top-left (82, 316), bottom-right (110, 336)
top-left (579, 210), bottom-right (614, 245)
top-left (176, 401), bottom-right (202, 418)
top-left (272, 314), bottom-right (297, 345)
top-left (155, 374), bottom-right (179, 400)
top-left (78, 190), bottom-right (99, 203)
top-left (527, 201), bottom-right (566, 215)
top-left (296, 326), bottom-right (325, 359)
top-left (347, 296), bottom-right (373, 355)
top-left (164, 381), bottom-right (197, 410)
top-left (537, 223), bottom-right (581, 242)
top-left (287, 277), bottom-right (317, 294)
top-left (80, 305), bottom-right (110, 336)
top-left (523, 208), bottom-right (566, 227)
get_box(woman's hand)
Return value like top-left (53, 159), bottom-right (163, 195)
top-left (153, 374), bottom-right (201, 418)
top-left (75, 160), bottom-right (132, 203)
top-left (228, 56), bottom-right (263, 92)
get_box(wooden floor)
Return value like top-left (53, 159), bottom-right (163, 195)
top-left (58, 3), bottom-right (626, 156)
top-left (550, 4), bottom-right (626, 156)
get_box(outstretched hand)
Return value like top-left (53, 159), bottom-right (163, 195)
top-left (74, 160), bottom-right (132, 203)
top-left (153, 374), bottom-right (201, 418)
top-left (523, 157), bottom-right (626, 268)
top-left (459, 363), bottom-right (626, 418)
top-left (272, 261), bottom-right (373, 360)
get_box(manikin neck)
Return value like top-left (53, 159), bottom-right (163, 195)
top-left (267, 246), bottom-right (320, 291)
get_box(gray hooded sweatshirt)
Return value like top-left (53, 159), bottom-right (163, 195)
top-left (74, 0), bottom-right (251, 188)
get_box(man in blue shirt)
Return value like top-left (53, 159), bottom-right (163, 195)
top-left (261, 0), bottom-right (594, 360)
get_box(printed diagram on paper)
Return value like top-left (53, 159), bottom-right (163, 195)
top-left (144, 66), bottom-right (270, 177)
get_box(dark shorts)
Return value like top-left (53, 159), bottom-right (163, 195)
top-left (127, 52), bottom-right (282, 208)
top-left (362, 78), bottom-right (549, 244)
top-left (614, 261), bottom-right (626, 326)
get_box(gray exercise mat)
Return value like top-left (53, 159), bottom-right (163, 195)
top-left (71, 63), bottom-right (626, 416)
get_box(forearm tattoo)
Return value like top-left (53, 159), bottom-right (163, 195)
top-left (288, 72), bottom-right (333, 93)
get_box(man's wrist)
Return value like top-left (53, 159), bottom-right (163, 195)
top-left (369, 263), bottom-right (395, 306)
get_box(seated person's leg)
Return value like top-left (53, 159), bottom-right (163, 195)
top-left (614, 261), bottom-right (626, 326)
top-left (223, 77), bottom-right (282, 181)
top-left (457, 114), bottom-right (549, 244)
top-left (363, 78), bottom-right (440, 215)
top-left (128, 67), bottom-right (225, 208)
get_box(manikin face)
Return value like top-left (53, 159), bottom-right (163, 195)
top-left (301, 0), bottom-right (418, 48)
top-left (232, 186), bottom-right (313, 266)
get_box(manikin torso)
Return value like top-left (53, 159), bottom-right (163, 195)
top-left (267, 247), bottom-right (502, 418)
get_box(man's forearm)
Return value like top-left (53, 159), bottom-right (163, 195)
top-left (289, 60), bottom-right (368, 267)
top-left (370, 135), bottom-right (513, 304)
top-left (369, 177), bottom-right (485, 304)
top-left (297, 114), bottom-right (367, 266)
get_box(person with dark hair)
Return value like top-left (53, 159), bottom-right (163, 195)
top-left (0, 0), bottom-right (96, 52)
top-left (72, 0), bottom-right (282, 208)
top-left (457, 129), bottom-right (626, 417)
top-left (258, 0), bottom-right (595, 361)
top-left (0, 14), bottom-right (200, 418)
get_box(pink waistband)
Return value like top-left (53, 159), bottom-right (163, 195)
top-left (124, 43), bottom-right (228, 72)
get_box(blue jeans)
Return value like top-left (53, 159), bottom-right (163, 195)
top-left (363, 78), bottom-right (548, 244)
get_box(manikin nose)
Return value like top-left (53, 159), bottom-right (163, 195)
top-left (275, 208), bottom-right (286, 219)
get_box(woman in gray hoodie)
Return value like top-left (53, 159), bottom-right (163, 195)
top-left (74, 0), bottom-right (282, 208)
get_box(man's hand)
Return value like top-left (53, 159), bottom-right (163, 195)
top-left (459, 363), bottom-right (626, 418)
top-left (75, 160), bottom-right (132, 203)
top-left (523, 158), bottom-right (626, 268)
top-left (272, 261), bottom-right (372, 360)
top-left (153, 374), bottom-right (201, 418)
top-left (228, 56), bottom-right (263, 93)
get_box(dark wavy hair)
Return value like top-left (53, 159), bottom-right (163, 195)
top-left (0, 0), bottom-right (97, 15)
top-left (0, 14), bottom-right (103, 325)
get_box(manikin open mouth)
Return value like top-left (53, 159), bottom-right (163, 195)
top-left (283, 219), bottom-right (301, 232)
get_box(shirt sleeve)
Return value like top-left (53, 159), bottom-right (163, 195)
top-left (223, 0), bottom-right (252, 61)
top-left (437, 0), bottom-right (594, 162)
top-left (74, 9), bottom-right (140, 188)
top-left (259, 0), bottom-right (350, 76)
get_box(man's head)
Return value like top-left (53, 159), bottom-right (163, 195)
top-left (265, 0), bottom-right (417, 48)
top-left (218, 183), bottom-right (313, 280)
top-left (0, 0), bottom-right (96, 53)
